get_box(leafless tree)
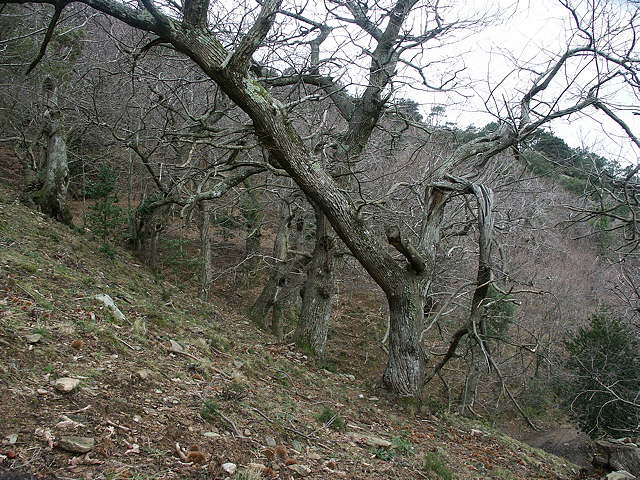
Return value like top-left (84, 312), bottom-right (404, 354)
top-left (2, 0), bottom-right (638, 397)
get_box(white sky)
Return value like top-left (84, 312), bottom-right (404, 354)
top-left (422, 0), bottom-right (639, 165)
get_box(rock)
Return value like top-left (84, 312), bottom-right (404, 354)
top-left (347, 433), bottom-right (392, 448)
top-left (25, 334), bottom-right (42, 344)
top-left (94, 294), bottom-right (126, 322)
top-left (58, 436), bottom-right (95, 453)
top-left (596, 440), bottom-right (640, 476)
top-left (4, 433), bottom-right (18, 445)
top-left (168, 340), bottom-right (184, 353)
top-left (607, 471), bottom-right (637, 480)
top-left (308, 452), bottom-right (322, 460)
top-left (265, 435), bottom-right (277, 447)
top-left (221, 462), bottom-right (237, 474)
top-left (243, 429), bottom-right (251, 437)
top-left (135, 369), bottom-right (152, 381)
top-left (343, 374), bottom-right (356, 381)
top-left (287, 464), bottom-right (311, 476)
top-left (247, 463), bottom-right (268, 473)
top-left (54, 377), bottom-right (80, 392)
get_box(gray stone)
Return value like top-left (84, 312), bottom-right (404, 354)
top-left (221, 462), bottom-right (237, 474)
top-left (596, 440), bottom-right (640, 476)
top-left (607, 471), bottom-right (637, 480)
top-left (168, 339), bottom-right (184, 353)
top-left (265, 435), bottom-right (277, 447)
top-left (347, 433), bottom-right (391, 448)
top-left (135, 369), bottom-right (152, 381)
top-left (54, 377), bottom-right (80, 393)
top-left (58, 436), bottom-right (95, 453)
top-left (25, 334), bottom-right (42, 344)
top-left (287, 464), bottom-right (311, 476)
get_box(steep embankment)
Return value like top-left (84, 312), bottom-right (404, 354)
top-left (0, 182), bottom-right (579, 480)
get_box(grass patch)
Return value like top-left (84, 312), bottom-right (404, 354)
top-left (370, 446), bottom-right (394, 461)
top-left (391, 436), bottom-right (414, 456)
top-left (422, 451), bottom-right (454, 480)
top-left (315, 407), bottom-right (346, 431)
top-left (200, 399), bottom-right (221, 423)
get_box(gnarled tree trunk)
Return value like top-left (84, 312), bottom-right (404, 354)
top-left (295, 206), bottom-right (336, 356)
top-left (248, 200), bottom-right (291, 328)
top-left (383, 275), bottom-right (426, 396)
top-left (35, 77), bottom-right (72, 225)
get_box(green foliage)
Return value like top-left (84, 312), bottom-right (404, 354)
top-left (370, 446), bottom-right (395, 461)
top-left (422, 451), bottom-right (454, 480)
top-left (200, 399), bottom-right (220, 423)
top-left (219, 381), bottom-right (248, 401)
top-left (484, 286), bottom-right (517, 339)
top-left (86, 165), bottom-right (124, 254)
top-left (317, 358), bottom-right (338, 373)
top-left (161, 236), bottom-right (198, 269)
top-left (391, 436), bottom-right (415, 456)
top-left (527, 129), bottom-right (573, 164)
top-left (559, 312), bottom-right (640, 438)
top-left (315, 407), bottom-right (346, 431)
top-left (520, 378), bottom-right (557, 419)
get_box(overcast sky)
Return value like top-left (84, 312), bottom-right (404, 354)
top-left (425, 0), bottom-right (639, 164)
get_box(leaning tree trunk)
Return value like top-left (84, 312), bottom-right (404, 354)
top-left (248, 201), bottom-right (290, 328)
top-left (294, 206), bottom-right (336, 356)
top-left (35, 77), bottom-right (72, 225)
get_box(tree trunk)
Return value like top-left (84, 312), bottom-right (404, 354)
top-left (240, 179), bottom-right (263, 277)
top-left (36, 77), bottom-right (72, 225)
top-left (295, 206), bottom-right (336, 356)
top-left (198, 200), bottom-right (213, 300)
top-left (248, 201), bottom-right (290, 328)
top-left (383, 276), bottom-right (426, 397)
top-left (458, 346), bottom-right (483, 415)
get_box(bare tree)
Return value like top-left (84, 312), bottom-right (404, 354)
top-left (3, 0), bottom-right (638, 397)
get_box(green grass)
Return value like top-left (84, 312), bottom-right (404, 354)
top-left (315, 406), bottom-right (346, 431)
top-left (422, 451), bottom-right (454, 480)
top-left (200, 399), bottom-right (221, 423)
top-left (391, 436), bottom-right (414, 456)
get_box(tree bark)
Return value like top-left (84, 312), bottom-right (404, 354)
top-left (383, 275), bottom-right (426, 397)
top-left (295, 205), bottom-right (336, 356)
top-left (248, 200), bottom-right (290, 328)
top-left (240, 179), bottom-right (263, 278)
top-left (36, 77), bottom-right (72, 225)
top-left (198, 200), bottom-right (213, 300)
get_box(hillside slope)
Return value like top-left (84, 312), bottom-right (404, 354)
top-left (0, 183), bottom-right (579, 480)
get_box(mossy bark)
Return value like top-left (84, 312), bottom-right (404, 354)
top-left (35, 79), bottom-right (71, 225)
